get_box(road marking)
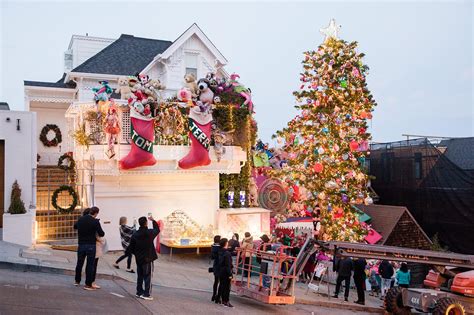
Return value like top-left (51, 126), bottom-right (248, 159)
top-left (110, 292), bottom-right (125, 298)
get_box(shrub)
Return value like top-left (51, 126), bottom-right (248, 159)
top-left (8, 180), bottom-right (26, 214)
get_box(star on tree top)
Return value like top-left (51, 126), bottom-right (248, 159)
top-left (320, 19), bottom-right (341, 41)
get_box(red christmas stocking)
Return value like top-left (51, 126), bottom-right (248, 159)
top-left (178, 110), bottom-right (212, 169)
top-left (119, 111), bottom-right (156, 170)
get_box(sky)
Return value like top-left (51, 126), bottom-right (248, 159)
top-left (1, 0), bottom-right (472, 144)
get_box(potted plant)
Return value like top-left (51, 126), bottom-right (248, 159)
top-left (3, 180), bottom-right (35, 247)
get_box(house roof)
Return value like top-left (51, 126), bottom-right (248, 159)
top-left (0, 102), bottom-right (10, 110)
top-left (71, 34), bottom-right (173, 75)
top-left (24, 73), bottom-right (77, 89)
top-left (438, 137), bottom-right (474, 170)
top-left (357, 204), bottom-right (406, 244)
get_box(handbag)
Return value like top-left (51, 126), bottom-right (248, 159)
top-left (208, 267), bottom-right (213, 273)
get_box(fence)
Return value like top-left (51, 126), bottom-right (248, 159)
top-left (34, 167), bottom-right (94, 242)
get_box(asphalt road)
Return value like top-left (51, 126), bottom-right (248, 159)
top-left (0, 269), bottom-right (369, 315)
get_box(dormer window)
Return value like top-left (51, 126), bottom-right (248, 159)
top-left (185, 53), bottom-right (198, 77)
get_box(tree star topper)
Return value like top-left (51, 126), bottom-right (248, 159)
top-left (320, 19), bottom-right (341, 41)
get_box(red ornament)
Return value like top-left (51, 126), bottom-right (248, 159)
top-left (313, 162), bottom-right (324, 173)
top-left (349, 141), bottom-right (359, 152)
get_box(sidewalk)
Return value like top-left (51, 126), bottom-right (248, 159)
top-left (0, 241), bottom-right (383, 313)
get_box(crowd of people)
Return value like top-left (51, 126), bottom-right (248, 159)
top-left (73, 210), bottom-right (411, 307)
top-left (73, 207), bottom-right (160, 301)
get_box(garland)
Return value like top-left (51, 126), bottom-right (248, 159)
top-left (51, 185), bottom-right (78, 213)
top-left (58, 153), bottom-right (75, 171)
top-left (39, 124), bottom-right (62, 147)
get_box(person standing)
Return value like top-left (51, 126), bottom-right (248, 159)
top-left (113, 216), bottom-right (136, 273)
top-left (126, 215), bottom-right (160, 301)
top-left (353, 257), bottom-right (367, 305)
top-left (240, 232), bottom-right (253, 278)
top-left (228, 233), bottom-right (240, 256)
top-left (218, 238), bottom-right (234, 308)
top-left (332, 255), bottom-right (353, 301)
top-left (91, 234), bottom-right (107, 289)
top-left (396, 263), bottom-right (411, 288)
top-left (211, 235), bottom-right (221, 304)
top-left (378, 260), bottom-right (394, 298)
top-left (74, 206), bottom-right (105, 290)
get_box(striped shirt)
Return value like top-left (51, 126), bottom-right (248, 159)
top-left (119, 224), bottom-right (135, 250)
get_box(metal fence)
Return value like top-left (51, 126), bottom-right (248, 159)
top-left (34, 167), bottom-right (94, 242)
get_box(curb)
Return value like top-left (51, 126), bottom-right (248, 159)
top-left (297, 297), bottom-right (384, 313)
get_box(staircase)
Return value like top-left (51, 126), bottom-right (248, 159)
top-left (35, 166), bottom-right (81, 242)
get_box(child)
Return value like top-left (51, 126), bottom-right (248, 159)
top-left (368, 269), bottom-right (381, 297)
top-left (396, 263), bottom-right (411, 288)
top-left (113, 216), bottom-right (135, 273)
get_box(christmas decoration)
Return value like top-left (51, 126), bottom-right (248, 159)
top-left (8, 180), bottom-right (26, 214)
top-left (103, 105), bottom-right (121, 159)
top-left (58, 153), bottom-right (75, 171)
top-left (119, 109), bottom-right (156, 170)
top-left (160, 210), bottom-right (213, 245)
top-left (39, 124), bottom-right (62, 147)
top-left (271, 20), bottom-right (377, 242)
top-left (51, 185), bottom-right (78, 213)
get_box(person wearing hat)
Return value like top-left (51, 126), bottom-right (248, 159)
top-left (256, 234), bottom-right (271, 264)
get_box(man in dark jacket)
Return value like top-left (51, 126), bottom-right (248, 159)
top-left (378, 260), bottom-right (394, 298)
top-left (126, 215), bottom-right (160, 300)
top-left (74, 206), bottom-right (105, 290)
top-left (353, 258), bottom-right (367, 305)
top-left (332, 255), bottom-right (353, 301)
top-left (211, 235), bottom-right (221, 303)
top-left (218, 238), bottom-right (234, 308)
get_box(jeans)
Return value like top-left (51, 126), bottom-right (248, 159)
top-left (75, 244), bottom-right (96, 286)
top-left (212, 275), bottom-right (220, 300)
top-left (243, 257), bottom-right (251, 277)
top-left (116, 252), bottom-right (133, 269)
top-left (381, 278), bottom-right (392, 296)
top-left (335, 275), bottom-right (351, 298)
top-left (136, 262), bottom-right (153, 297)
top-left (218, 275), bottom-right (231, 303)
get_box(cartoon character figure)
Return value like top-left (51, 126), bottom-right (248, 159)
top-left (229, 73), bottom-right (253, 111)
top-left (184, 73), bottom-right (198, 99)
top-left (196, 78), bottom-right (214, 114)
top-left (92, 80), bottom-right (113, 104)
top-left (104, 106), bottom-right (121, 159)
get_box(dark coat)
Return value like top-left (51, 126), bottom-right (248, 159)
top-left (211, 244), bottom-right (220, 276)
top-left (126, 220), bottom-right (160, 265)
top-left (334, 257), bottom-right (353, 277)
top-left (353, 258), bottom-right (367, 280)
top-left (74, 215), bottom-right (105, 245)
top-left (228, 239), bottom-right (240, 255)
top-left (378, 260), bottom-right (394, 279)
top-left (218, 248), bottom-right (233, 278)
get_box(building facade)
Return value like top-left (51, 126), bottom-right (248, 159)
top-left (23, 24), bottom-right (256, 250)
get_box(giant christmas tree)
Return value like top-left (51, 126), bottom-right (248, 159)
top-left (273, 20), bottom-right (377, 242)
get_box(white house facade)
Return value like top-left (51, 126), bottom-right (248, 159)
top-left (22, 24), bottom-right (259, 250)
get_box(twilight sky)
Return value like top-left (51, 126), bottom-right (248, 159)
top-left (1, 0), bottom-right (472, 143)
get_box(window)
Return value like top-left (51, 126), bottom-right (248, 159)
top-left (185, 53), bottom-right (198, 77)
top-left (414, 153), bottom-right (422, 179)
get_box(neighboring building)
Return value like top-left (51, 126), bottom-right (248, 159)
top-left (368, 138), bottom-right (474, 254)
top-left (23, 24), bottom-right (255, 250)
top-left (0, 105), bottom-right (37, 246)
top-left (357, 204), bottom-right (432, 249)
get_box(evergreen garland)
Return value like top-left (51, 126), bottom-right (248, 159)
top-left (51, 185), bottom-right (78, 213)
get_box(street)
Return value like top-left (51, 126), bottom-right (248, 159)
top-left (0, 269), bottom-right (371, 315)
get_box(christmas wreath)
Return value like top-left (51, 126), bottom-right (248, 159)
top-left (51, 185), bottom-right (78, 213)
top-left (58, 153), bottom-right (75, 171)
top-left (40, 124), bottom-right (62, 147)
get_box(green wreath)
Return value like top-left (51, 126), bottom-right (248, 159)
top-left (51, 185), bottom-right (78, 213)
top-left (58, 153), bottom-right (75, 171)
top-left (40, 124), bottom-right (62, 147)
